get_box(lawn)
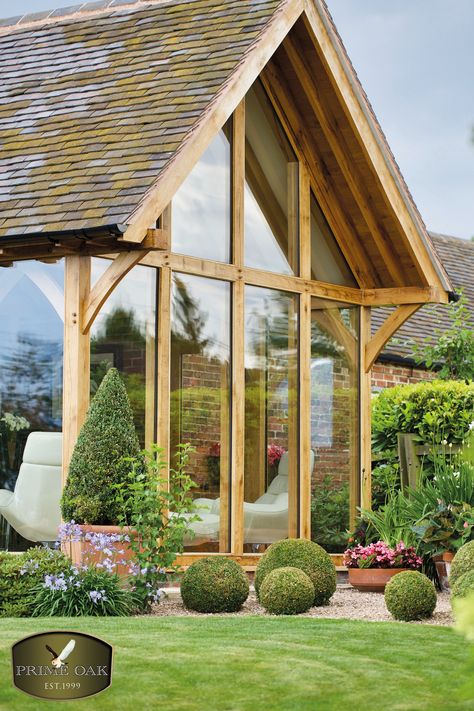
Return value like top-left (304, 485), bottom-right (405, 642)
top-left (0, 616), bottom-right (472, 710)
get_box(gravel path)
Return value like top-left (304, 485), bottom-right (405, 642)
top-left (151, 588), bottom-right (454, 626)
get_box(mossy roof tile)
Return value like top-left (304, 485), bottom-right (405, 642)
top-left (0, 0), bottom-right (283, 238)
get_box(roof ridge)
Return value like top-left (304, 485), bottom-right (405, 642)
top-left (0, 0), bottom-right (171, 35)
top-left (429, 231), bottom-right (474, 245)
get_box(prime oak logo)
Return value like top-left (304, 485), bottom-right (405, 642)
top-left (11, 631), bottom-right (113, 700)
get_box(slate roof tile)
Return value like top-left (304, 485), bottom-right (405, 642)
top-left (376, 233), bottom-right (474, 362)
top-left (0, 0), bottom-right (283, 237)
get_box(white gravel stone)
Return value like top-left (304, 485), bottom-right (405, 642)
top-left (151, 587), bottom-right (454, 625)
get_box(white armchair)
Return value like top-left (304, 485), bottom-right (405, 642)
top-left (189, 450), bottom-right (315, 545)
top-left (0, 431), bottom-right (62, 543)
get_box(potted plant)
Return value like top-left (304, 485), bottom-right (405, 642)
top-left (343, 541), bottom-right (422, 592)
top-left (61, 368), bottom-right (143, 569)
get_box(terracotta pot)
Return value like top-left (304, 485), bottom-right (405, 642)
top-left (62, 524), bottom-right (136, 577)
top-left (348, 567), bottom-right (410, 593)
top-left (433, 552), bottom-right (454, 592)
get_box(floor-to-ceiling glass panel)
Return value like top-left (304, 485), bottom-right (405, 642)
top-left (0, 260), bottom-right (64, 550)
top-left (310, 298), bottom-right (359, 552)
top-left (91, 259), bottom-right (157, 447)
top-left (172, 124), bottom-right (231, 263)
top-left (244, 80), bottom-right (299, 275)
top-left (170, 273), bottom-right (231, 552)
top-left (244, 286), bottom-right (299, 549)
top-left (310, 191), bottom-right (357, 286)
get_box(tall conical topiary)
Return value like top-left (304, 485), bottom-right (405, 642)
top-left (61, 368), bottom-right (141, 524)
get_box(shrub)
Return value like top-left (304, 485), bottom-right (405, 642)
top-left (311, 477), bottom-right (349, 553)
top-left (32, 567), bottom-right (138, 617)
top-left (181, 557), bottom-right (249, 613)
top-left (114, 444), bottom-right (199, 612)
top-left (372, 380), bottom-right (474, 453)
top-left (61, 368), bottom-right (142, 524)
top-left (451, 570), bottom-right (474, 602)
top-left (255, 539), bottom-right (336, 606)
top-left (385, 571), bottom-right (437, 621)
top-left (450, 541), bottom-right (474, 586)
top-left (259, 567), bottom-right (314, 615)
top-left (0, 547), bottom-right (73, 617)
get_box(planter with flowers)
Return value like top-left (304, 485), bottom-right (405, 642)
top-left (343, 541), bottom-right (422, 592)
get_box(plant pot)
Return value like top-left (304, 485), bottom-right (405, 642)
top-left (348, 567), bottom-right (411, 593)
top-left (62, 524), bottom-right (135, 577)
top-left (433, 552), bottom-right (454, 592)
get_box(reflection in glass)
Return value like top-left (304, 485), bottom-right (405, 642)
top-left (244, 286), bottom-right (299, 549)
top-left (91, 259), bottom-right (156, 447)
top-left (170, 273), bottom-right (231, 552)
top-left (172, 125), bottom-right (231, 262)
top-left (310, 192), bottom-right (356, 286)
top-left (0, 260), bottom-right (64, 550)
top-left (310, 299), bottom-right (359, 552)
top-left (245, 80), bottom-right (299, 275)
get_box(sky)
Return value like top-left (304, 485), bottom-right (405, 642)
top-left (1, 0), bottom-right (473, 239)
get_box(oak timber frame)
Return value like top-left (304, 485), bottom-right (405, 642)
top-left (52, 1), bottom-right (452, 565)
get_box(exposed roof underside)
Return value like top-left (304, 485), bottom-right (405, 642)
top-left (375, 234), bottom-right (474, 363)
top-left (0, 0), bottom-right (452, 296)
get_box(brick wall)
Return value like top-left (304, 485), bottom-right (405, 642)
top-left (371, 361), bottom-right (435, 391)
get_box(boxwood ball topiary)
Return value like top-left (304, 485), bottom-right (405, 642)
top-left (260, 567), bottom-right (315, 615)
top-left (255, 539), bottom-right (336, 606)
top-left (450, 541), bottom-right (474, 586)
top-left (451, 569), bottom-right (474, 602)
top-left (61, 368), bottom-right (142, 525)
top-left (181, 557), bottom-right (249, 613)
top-left (385, 571), bottom-right (437, 621)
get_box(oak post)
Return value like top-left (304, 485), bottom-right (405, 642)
top-left (62, 255), bottom-right (91, 488)
top-left (359, 306), bottom-right (372, 510)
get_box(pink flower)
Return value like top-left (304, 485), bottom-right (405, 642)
top-left (267, 444), bottom-right (285, 467)
top-left (464, 522), bottom-right (469, 529)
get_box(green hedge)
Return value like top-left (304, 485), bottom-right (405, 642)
top-left (372, 380), bottom-right (474, 453)
top-left (255, 539), bottom-right (336, 606)
top-left (259, 567), bottom-right (314, 615)
top-left (0, 548), bottom-right (74, 617)
top-left (62, 368), bottom-right (142, 524)
top-left (181, 557), bottom-right (249, 613)
top-left (384, 571), bottom-right (437, 621)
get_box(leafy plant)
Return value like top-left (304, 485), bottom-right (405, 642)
top-left (360, 490), bottom-right (417, 548)
top-left (372, 380), bottom-right (474, 453)
top-left (0, 547), bottom-right (74, 617)
top-left (61, 368), bottom-right (143, 524)
top-left (371, 454), bottom-right (400, 508)
top-left (114, 444), bottom-right (199, 612)
top-left (311, 477), bottom-right (349, 552)
top-left (32, 567), bottom-right (138, 617)
top-left (410, 292), bottom-right (474, 381)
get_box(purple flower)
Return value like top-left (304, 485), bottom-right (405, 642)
top-left (43, 573), bottom-right (68, 592)
top-left (57, 520), bottom-right (82, 544)
top-left (89, 589), bottom-right (107, 604)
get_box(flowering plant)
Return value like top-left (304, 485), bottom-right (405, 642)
top-left (267, 444), bottom-right (285, 468)
top-left (32, 567), bottom-right (139, 617)
top-left (343, 540), bottom-right (422, 570)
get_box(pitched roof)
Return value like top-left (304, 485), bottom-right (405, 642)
top-left (375, 233), bottom-right (474, 362)
top-left (0, 0), bottom-right (284, 238)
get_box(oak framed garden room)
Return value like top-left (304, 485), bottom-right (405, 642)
top-left (0, 0), bottom-right (454, 570)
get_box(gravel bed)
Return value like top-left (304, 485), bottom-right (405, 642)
top-left (151, 588), bottom-right (454, 626)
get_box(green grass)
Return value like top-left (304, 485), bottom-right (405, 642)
top-left (0, 616), bottom-right (472, 710)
